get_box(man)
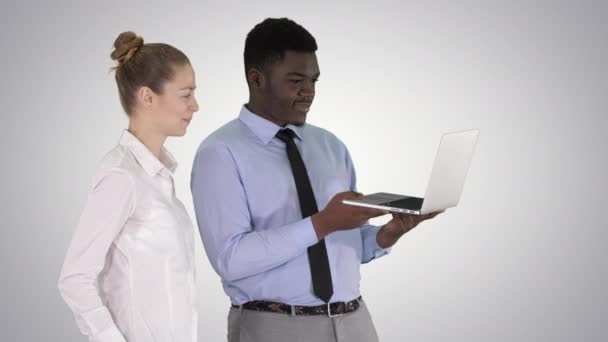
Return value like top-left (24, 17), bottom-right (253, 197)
top-left (191, 18), bottom-right (441, 342)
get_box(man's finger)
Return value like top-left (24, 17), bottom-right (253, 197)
top-left (340, 191), bottom-right (364, 200)
top-left (422, 211), bottom-right (442, 220)
top-left (365, 208), bottom-right (388, 217)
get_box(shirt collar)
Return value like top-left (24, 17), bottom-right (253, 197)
top-left (119, 130), bottom-right (178, 176)
top-left (238, 105), bottom-right (304, 145)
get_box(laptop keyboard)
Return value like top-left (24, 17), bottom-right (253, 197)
top-left (383, 197), bottom-right (424, 210)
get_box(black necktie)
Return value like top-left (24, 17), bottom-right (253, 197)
top-left (276, 128), bottom-right (334, 303)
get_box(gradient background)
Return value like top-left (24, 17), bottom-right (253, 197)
top-left (1, 0), bottom-right (606, 341)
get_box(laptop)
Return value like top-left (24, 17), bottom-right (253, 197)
top-left (342, 129), bottom-right (479, 215)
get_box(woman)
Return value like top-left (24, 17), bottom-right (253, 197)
top-left (58, 31), bottom-right (199, 342)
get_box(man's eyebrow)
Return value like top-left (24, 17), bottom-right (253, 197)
top-left (286, 72), bottom-right (321, 78)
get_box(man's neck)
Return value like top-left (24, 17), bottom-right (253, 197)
top-left (245, 100), bottom-right (287, 127)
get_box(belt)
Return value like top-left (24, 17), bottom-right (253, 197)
top-left (231, 296), bottom-right (363, 317)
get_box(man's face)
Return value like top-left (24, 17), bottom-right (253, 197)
top-left (262, 51), bottom-right (320, 126)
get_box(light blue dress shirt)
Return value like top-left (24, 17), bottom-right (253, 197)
top-left (191, 106), bottom-right (388, 306)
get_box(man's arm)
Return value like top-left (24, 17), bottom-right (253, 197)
top-left (191, 144), bottom-right (320, 282)
top-left (343, 147), bottom-right (392, 263)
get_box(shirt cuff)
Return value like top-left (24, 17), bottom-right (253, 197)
top-left (361, 224), bottom-right (391, 263)
top-left (287, 216), bottom-right (320, 250)
top-left (91, 325), bottom-right (127, 342)
top-left (75, 306), bottom-right (126, 342)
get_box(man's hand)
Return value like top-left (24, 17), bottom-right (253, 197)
top-left (376, 211), bottom-right (444, 248)
top-left (312, 192), bottom-right (388, 240)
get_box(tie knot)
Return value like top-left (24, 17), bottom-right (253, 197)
top-left (276, 128), bottom-right (295, 143)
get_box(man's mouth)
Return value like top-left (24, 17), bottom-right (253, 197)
top-left (294, 101), bottom-right (312, 111)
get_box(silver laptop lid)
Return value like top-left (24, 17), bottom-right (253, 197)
top-left (420, 129), bottom-right (479, 214)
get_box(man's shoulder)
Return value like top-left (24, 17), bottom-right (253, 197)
top-left (196, 119), bottom-right (246, 151)
top-left (193, 118), bottom-right (258, 167)
top-left (304, 123), bottom-right (347, 149)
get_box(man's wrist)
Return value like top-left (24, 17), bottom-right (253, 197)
top-left (311, 211), bottom-right (332, 240)
top-left (377, 223), bottom-right (402, 248)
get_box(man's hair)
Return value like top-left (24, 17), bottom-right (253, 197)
top-left (244, 18), bottom-right (317, 75)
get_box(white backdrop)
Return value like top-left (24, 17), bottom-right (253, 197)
top-left (1, 0), bottom-right (606, 341)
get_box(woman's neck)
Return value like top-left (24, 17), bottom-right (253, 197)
top-left (127, 118), bottom-right (166, 159)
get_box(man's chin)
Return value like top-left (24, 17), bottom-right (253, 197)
top-left (290, 112), bottom-right (307, 126)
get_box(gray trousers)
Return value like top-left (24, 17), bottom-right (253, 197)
top-left (227, 299), bottom-right (379, 342)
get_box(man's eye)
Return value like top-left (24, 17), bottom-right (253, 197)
top-left (290, 79), bottom-right (303, 84)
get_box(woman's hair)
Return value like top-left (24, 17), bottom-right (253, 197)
top-left (110, 31), bottom-right (190, 114)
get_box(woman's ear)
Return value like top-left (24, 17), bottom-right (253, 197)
top-left (136, 86), bottom-right (154, 108)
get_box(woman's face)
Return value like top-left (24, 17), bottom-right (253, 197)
top-left (149, 63), bottom-right (199, 137)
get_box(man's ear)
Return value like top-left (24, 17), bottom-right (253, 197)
top-left (247, 67), bottom-right (266, 91)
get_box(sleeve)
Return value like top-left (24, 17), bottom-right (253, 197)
top-left (191, 144), bottom-right (319, 282)
top-left (58, 169), bottom-right (134, 342)
top-left (344, 147), bottom-right (391, 264)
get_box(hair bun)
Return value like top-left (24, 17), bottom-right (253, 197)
top-left (111, 31), bottom-right (144, 66)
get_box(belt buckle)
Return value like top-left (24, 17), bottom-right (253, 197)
top-left (327, 302), bottom-right (343, 318)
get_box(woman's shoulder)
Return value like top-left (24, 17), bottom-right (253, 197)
top-left (90, 144), bottom-right (139, 187)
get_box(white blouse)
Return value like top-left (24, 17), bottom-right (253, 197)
top-left (58, 130), bottom-right (197, 342)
